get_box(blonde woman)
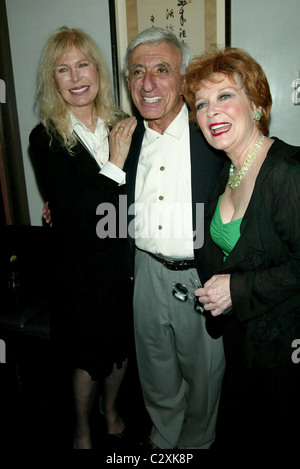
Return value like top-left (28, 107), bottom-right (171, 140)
top-left (30, 26), bottom-right (137, 449)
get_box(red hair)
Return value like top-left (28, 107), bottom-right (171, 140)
top-left (183, 47), bottom-right (272, 136)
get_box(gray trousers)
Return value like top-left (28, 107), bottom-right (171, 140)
top-left (133, 249), bottom-right (225, 449)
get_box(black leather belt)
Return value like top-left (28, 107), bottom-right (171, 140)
top-left (147, 252), bottom-right (196, 271)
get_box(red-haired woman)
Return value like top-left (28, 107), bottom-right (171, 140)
top-left (184, 47), bottom-right (300, 449)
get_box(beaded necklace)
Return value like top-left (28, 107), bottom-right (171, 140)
top-left (228, 135), bottom-right (264, 189)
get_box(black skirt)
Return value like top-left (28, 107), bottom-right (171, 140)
top-left (51, 240), bottom-right (134, 380)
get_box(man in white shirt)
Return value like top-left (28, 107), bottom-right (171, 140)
top-left (118, 28), bottom-right (226, 449)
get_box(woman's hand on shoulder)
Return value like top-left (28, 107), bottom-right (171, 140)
top-left (42, 201), bottom-right (52, 226)
top-left (109, 116), bottom-right (137, 169)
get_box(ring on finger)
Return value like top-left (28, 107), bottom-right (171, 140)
top-left (118, 126), bottom-right (124, 131)
top-left (127, 132), bottom-right (132, 137)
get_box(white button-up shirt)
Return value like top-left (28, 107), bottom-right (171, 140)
top-left (134, 104), bottom-right (194, 258)
top-left (70, 112), bottom-right (126, 185)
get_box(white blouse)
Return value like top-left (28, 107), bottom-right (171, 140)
top-left (70, 112), bottom-right (125, 185)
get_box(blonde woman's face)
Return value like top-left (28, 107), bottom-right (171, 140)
top-left (55, 45), bottom-right (99, 113)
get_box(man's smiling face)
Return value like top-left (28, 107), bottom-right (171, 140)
top-left (127, 42), bottom-right (185, 133)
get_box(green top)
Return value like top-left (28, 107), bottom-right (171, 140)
top-left (210, 195), bottom-right (242, 260)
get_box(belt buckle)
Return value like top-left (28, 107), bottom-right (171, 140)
top-left (164, 259), bottom-right (181, 270)
top-left (163, 259), bottom-right (172, 270)
top-left (175, 261), bottom-right (184, 270)
top-left (157, 254), bottom-right (193, 271)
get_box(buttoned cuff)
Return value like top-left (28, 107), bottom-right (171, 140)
top-left (100, 161), bottom-right (126, 185)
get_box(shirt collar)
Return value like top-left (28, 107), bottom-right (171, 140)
top-left (143, 103), bottom-right (188, 140)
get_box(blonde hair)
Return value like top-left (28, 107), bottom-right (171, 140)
top-left (36, 26), bottom-right (124, 151)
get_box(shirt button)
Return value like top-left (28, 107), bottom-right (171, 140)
top-left (160, 166), bottom-right (165, 171)
top-left (158, 225), bottom-right (162, 230)
top-left (158, 195), bottom-right (164, 200)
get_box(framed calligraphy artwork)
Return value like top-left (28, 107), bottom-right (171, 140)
top-left (110, 0), bottom-right (231, 113)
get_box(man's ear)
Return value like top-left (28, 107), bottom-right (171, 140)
top-left (180, 77), bottom-right (186, 96)
top-left (126, 77), bottom-right (131, 91)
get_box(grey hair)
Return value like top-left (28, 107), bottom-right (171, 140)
top-left (123, 27), bottom-right (192, 76)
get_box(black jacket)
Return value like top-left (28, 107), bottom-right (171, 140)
top-left (29, 123), bottom-right (123, 258)
top-left (205, 137), bottom-right (300, 369)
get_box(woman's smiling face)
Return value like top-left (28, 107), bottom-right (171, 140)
top-left (55, 45), bottom-right (99, 113)
top-left (195, 73), bottom-right (259, 156)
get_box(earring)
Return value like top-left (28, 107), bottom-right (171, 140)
top-left (253, 109), bottom-right (262, 121)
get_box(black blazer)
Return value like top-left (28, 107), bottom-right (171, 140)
top-left (205, 137), bottom-right (300, 368)
top-left (123, 115), bottom-right (225, 282)
top-left (29, 123), bottom-right (123, 258)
